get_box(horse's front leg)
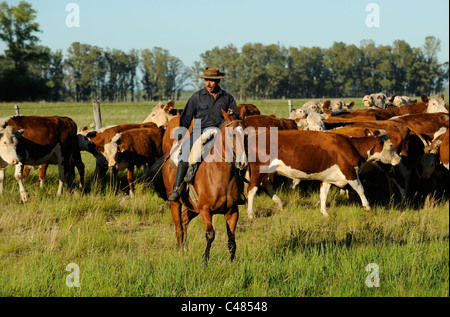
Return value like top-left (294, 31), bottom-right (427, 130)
top-left (181, 208), bottom-right (198, 252)
top-left (170, 201), bottom-right (184, 251)
top-left (201, 208), bottom-right (215, 265)
top-left (225, 207), bottom-right (239, 262)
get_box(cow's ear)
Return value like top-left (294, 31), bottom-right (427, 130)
top-left (388, 95), bottom-right (396, 103)
top-left (347, 101), bottom-right (355, 109)
top-left (322, 100), bottom-right (331, 112)
top-left (364, 129), bottom-right (374, 137)
top-left (441, 94), bottom-right (445, 100)
top-left (167, 100), bottom-right (175, 109)
top-left (16, 129), bottom-right (24, 137)
top-left (421, 95), bottom-right (429, 102)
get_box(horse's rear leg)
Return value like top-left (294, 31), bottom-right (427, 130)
top-left (225, 207), bottom-right (239, 262)
top-left (201, 210), bottom-right (215, 265)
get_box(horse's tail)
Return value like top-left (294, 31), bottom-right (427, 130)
top-left (146, 154), bottom-right (168, 200)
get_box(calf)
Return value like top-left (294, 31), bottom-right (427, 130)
top-left (1, 115), bottom-right (84, 201)
top-left (246, 129), bottom-right (401, 217)
top-left (78, 122), bottom-right (158, 181)
top-left (103, 127), bottom-right (164, 197)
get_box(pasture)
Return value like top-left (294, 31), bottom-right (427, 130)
top-left (0, 98), bottom-right (448, 297)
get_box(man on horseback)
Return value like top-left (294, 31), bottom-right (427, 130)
top-left (168, 66), bottom-right (238, 202)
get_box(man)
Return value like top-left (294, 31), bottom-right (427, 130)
top-left (168, 66), bottom-right (238, 202)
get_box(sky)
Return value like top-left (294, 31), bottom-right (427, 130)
top-left (1, 0), bottom-right (449, 68)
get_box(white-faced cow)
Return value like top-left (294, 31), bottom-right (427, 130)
top-left (0, 126), bottom-right (23, 195)
top-left (78, 122), bottom-right (159, 181)
top-left (143, 100), bottom-right (182, 127)
top-left (103, 127), bottom-right (164, 197)
top-left (246, 129), bottom-right (401, 218)
top-left (0, 115), bottom-right (84, 201)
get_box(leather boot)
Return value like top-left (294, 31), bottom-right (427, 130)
top-left (184, 163), bottom-right (199, 184)
top-left (168, 162), bottom-right (189, 201)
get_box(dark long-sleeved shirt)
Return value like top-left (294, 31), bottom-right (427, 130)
top-left (178, 87), bottom-right (238, 140)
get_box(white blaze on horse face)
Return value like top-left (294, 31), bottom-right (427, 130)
top-left (223, 126), bottom-right (248, 168)
top-left (0, 126), bottom-right (22, 165)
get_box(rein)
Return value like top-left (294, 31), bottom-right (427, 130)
top-left (218, 119), bottom-right (246, 166)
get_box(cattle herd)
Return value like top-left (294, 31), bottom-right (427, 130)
top-left (0, 94), bottom-right (448, 259)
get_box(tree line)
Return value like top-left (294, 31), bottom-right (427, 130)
top-left (1, 1), bottom-right (448, 102)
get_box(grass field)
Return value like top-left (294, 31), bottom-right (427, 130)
top-left (0, 97), bottom-right (448, 297)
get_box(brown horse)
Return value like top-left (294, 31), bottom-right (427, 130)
top-left (148, 109), bottom-right (248, 263)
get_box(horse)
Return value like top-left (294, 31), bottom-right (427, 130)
top-left (148, 109), bottom-right (248, 263)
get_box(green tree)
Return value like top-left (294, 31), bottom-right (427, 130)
top-left (65, 42), bottom-right (104, 101)
top-left (0, 1), bottom-right (40, 74)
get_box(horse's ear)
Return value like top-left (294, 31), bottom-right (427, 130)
top-left (222, 108), bottom-right (231, 121)
top-left (238, 105), bottom-right (247, 121)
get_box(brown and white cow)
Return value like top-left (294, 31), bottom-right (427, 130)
top-left (103, 127), bottom-right (164, 197)
top-left (246, 129), bottom-right (401, 218)
top-left (78, 122), bottom-right (158, 181)
top-left (327, 100), bottom-right (355, 113)
top-left (143, 100), bottom-right (182, 127)
top-left (421, 128), bottom-right (449, 178)
top-left (0, 126), bottom-right (23, 195)
top-left (363, 93), bottom-right (388, 109)
top-left (0, 115), bottom-right (85, 201)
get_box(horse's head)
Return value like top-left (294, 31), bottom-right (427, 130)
top-left (221, 108), bottom-right (248, 170)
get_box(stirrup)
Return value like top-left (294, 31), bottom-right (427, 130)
top-left (168, 186), bottom-right (181, 201)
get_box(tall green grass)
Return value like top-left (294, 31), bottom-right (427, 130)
top-left (0, 99), bottom-right (448, 297)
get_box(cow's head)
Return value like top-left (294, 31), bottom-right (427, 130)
top-left (304, 112), bottom-right (326, 131)
top-left (0, 126), bottom-right (23, 165)
top-left (143, 100), bottom-right (176, 127)
top-left (302, 99), bottom-right (322, 115)
top-left (363, 95), bottom-right (371, 107)
top-left (365, 129), bottom-right (401, 166)
top-left (103, 133), bottom-right (122, 167)
top-left (420, 140), bottom-right (442, 179)
top-left (368, 93), bottom-right (387, 109)
top-left (427, 95), bottom-right (448, 113)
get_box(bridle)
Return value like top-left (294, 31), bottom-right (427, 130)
top-left (218, 119), bottom-right (247, 167)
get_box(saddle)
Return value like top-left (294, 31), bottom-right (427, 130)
top-left (169, 129), bottom-right (218, 208)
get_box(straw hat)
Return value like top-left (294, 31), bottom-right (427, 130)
top-left (197, 66), bottom-right (227, 79)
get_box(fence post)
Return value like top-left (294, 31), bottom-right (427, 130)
top-left (92, 99), bottom-right (102, 130)
top-left (288, 100), bottom-right (293, 113)
top-left (14, 104), bottom-right (20, 116)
